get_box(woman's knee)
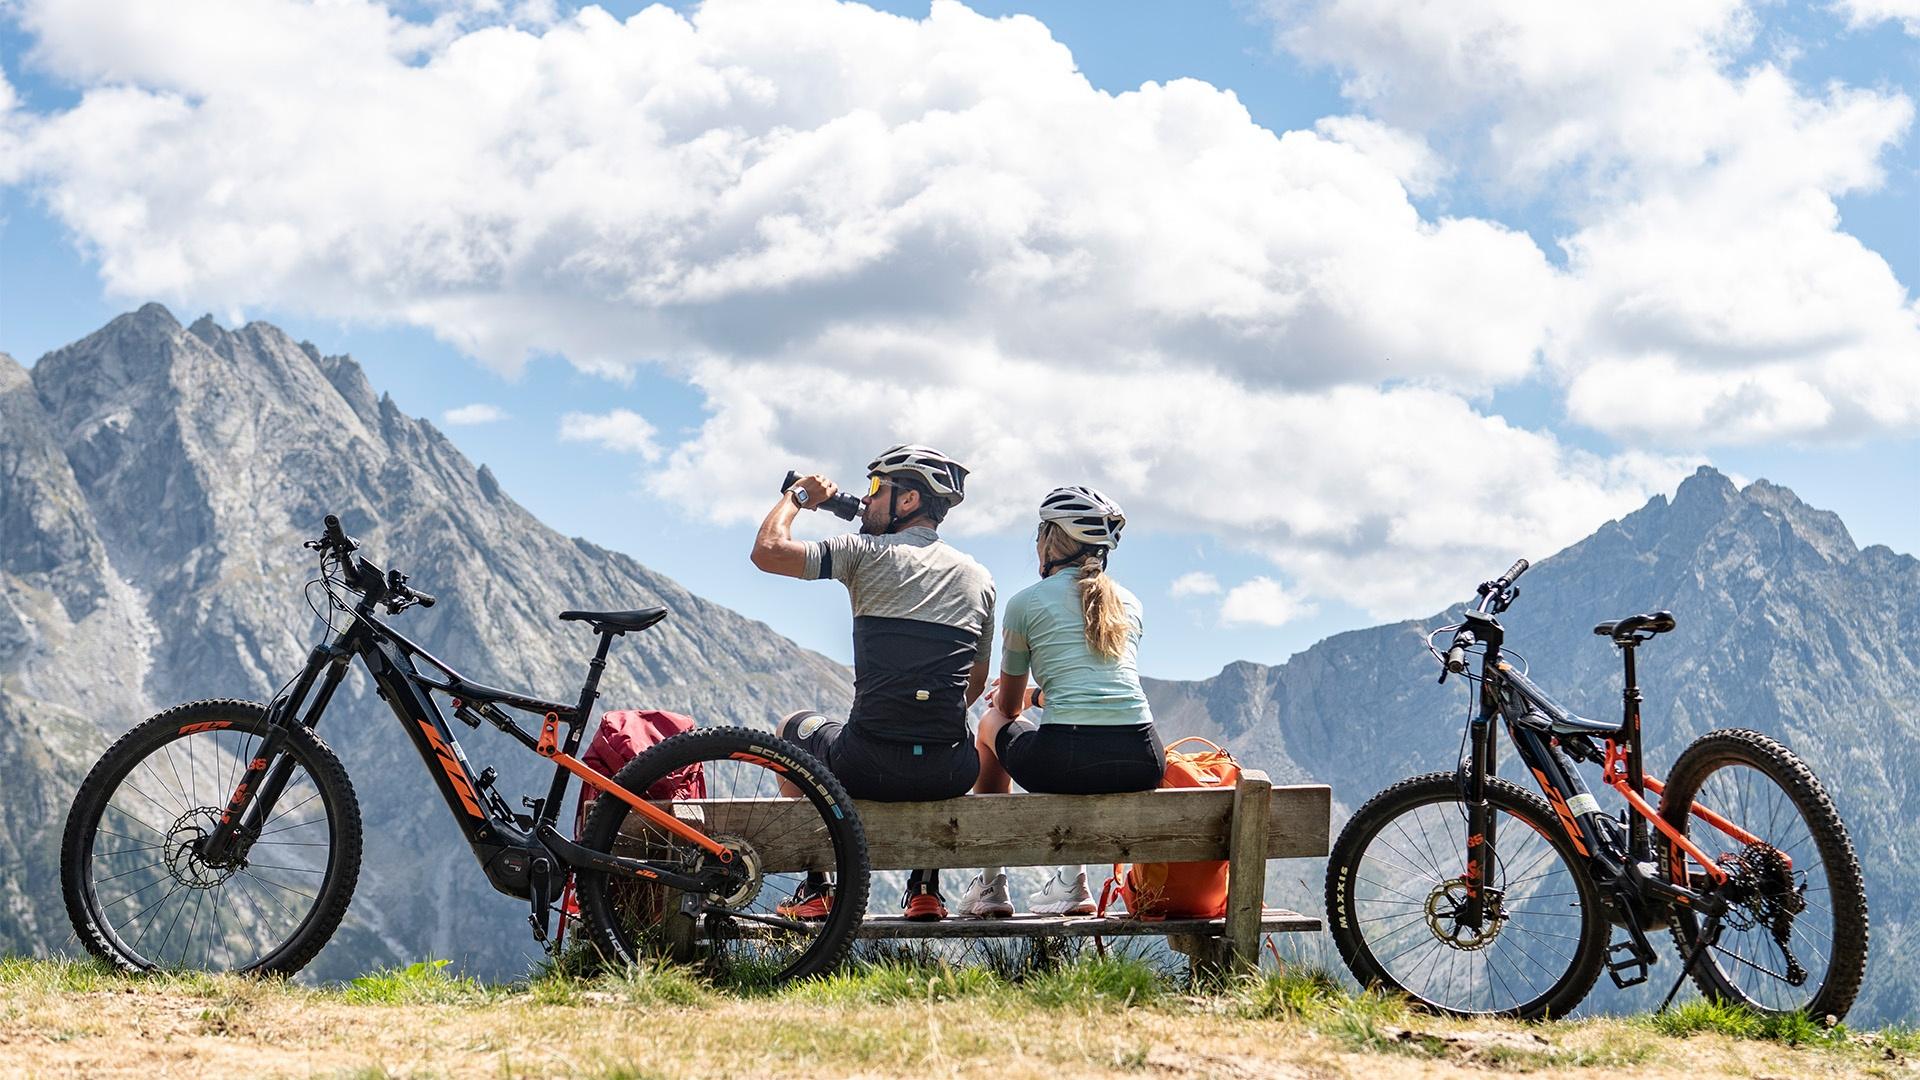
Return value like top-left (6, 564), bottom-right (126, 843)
top-left (975, 706), bottom-right (1017, 755)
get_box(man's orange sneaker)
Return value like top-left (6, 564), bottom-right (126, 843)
top-left (775, 882), bottom-right (833, 921)
top-left (902, 884), bottom-right (947, 921)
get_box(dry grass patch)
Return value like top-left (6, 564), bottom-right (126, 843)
top-left (1, 956), bottom-right (1913, 1079)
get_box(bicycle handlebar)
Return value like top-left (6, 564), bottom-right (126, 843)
top-left (1439, 558), bottom-right (1531, 682)
top-left (1500, 558), bottom-right (1529, 589)
top-left (308, 515), bottom-right (433, 614)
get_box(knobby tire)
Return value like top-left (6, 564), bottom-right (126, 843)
top-left (1326, 772), bottom-right (1608, 1020)
top-left (61, 700), bottom-right (362, 975)
top-left (574, 727), bottom-right (869, 986)
top-left (1658, 728), bottom-right (1868, 1020)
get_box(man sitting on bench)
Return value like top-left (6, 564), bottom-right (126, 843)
top-left (750, 443), bottom-right (996, 921)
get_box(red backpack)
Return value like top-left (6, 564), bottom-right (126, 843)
top-left (1101, 737), bottom-right (1240, 919)
top-left (573, 709), bottom-right (703, 833)
top-left (560, 709), bottom-right (701, 941)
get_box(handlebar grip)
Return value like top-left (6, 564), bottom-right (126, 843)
top-left (1500, 558), bottom-right (1530, 587)
top-left (1445, 644), bottom-right (1468, 673)
top-left (409, 590), bottom-right (437, 608)
top-left (780, 470), bottom-right (800, 493)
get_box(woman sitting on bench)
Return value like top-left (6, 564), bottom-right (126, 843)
top-left (958, 486), bottom-right (1164, 918)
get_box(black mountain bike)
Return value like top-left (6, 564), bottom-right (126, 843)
top-left (61, 515), bottom-right (870, 984)
top-left (1325, 559), bottom-right (1868, 1020)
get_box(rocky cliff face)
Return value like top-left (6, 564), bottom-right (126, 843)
top-left (1142, 467), bottom-right (1920, 1024)
top-left (3, 307), bottom-right (851, 978)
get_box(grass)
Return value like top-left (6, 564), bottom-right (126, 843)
top-left (1, 954), bottom-right (1913, 1078)
top-left (1643, 996), bottom-right (1851, 1046)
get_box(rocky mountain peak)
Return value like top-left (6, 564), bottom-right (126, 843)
top-left (3, 307), bottom-right (856, 980)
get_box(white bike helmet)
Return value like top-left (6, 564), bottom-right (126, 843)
top-left (1039, 486), bottom-right (1126, 549)
top-left (867, 444), bottom-right (968, 505)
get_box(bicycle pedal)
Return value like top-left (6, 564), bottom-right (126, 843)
top-left (1606, 939), bottom-right (1651, 989)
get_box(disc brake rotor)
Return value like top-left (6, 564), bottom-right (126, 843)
top-left (1425, 878), bottom-right (1505, 951)
top-left (163, 807), bottom-right (241, 889)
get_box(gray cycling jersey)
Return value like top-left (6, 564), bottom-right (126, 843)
top-left (803, 526), bottom-right (995, 743)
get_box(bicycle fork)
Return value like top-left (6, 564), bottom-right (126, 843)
top-left (199, 640), bottom-right (355, 866)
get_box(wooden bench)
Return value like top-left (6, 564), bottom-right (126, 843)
top-left (642, 769), bottom-right (1330, 972)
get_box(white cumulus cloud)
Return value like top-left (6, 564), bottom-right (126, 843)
top-left (1836, 0), bottom-right (1920, 35)
top-left (1169, 571), bottom-right (1223, 598)
top-left (1220, 577), bottom-right (1317, 628)
top-left (4, 0), bottom-right (1724, 619)
top-left (560, 408), bottom-right (663, 459)
top-left (1270, 0), bottom-right (1920, 446)
top-left (442, 402), bottom-right (508, 425)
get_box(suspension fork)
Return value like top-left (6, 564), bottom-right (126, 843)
top-left (200, 630), bottom-right (358, 864)
top-left (1460, 670), bottom-right (1501, 927)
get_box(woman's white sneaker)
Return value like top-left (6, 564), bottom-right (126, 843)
top-left (1029, 869), bottom-right (1095, 915)
top-left (955, 873), bottom-right (1014, 919)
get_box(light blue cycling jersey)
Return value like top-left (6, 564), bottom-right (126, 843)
top-left (1000, 566), bottom-right (1152, 727)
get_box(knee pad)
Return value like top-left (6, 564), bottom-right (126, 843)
top-left (779, 710), bottom-right (825, 739)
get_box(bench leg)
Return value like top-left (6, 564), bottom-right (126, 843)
top-left (1222, 769), bottom-right (1272, 974)
top-left (1168, 932), bottom-right (1225, 982)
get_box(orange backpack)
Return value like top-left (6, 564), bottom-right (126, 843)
top-left (1102, 737), bottom-right (1240, 919)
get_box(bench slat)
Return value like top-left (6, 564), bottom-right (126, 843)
top-left (852, 909), bottom-right (1322, 940)
top-left (618, 785), bottom-right (1331, 872)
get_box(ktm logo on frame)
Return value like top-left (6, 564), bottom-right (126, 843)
top-left (417, 721), bottom-right (486, 819)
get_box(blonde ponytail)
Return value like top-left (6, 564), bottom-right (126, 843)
top-left (1040, 523), bottom-right (1130, 661)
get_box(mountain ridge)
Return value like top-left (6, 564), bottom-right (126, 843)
top-left (2, 308), bottom-right (1913, 1024)
top-left (1149, 464), bottom-right (1919, 1023)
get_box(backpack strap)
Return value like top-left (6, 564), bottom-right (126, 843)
top-left (1163, 735), bottom-right (1225, 755)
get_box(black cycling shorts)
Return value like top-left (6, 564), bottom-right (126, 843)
top-left (779, 711), bottom-right (979, 802)
top-left (994, 720), bottom-right (1164, 795)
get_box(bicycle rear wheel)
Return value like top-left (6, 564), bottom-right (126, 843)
top-left (1326, 772), bottom-right (1608, 1019)
top-left (61, 700), bottom-right (362, 975)
top-left (1659, 729), bottom-right (1868, 1019)
top-left (574, 727), bottom-right (869, 986)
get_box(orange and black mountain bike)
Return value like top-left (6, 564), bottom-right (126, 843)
top-left (60, 515), bottom-right (869, 984)
top-left (1326, 560), bottom-right (1869, 1020)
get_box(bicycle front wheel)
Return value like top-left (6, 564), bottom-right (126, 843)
top-left (60, 700), bottom-right (362, 975)
top-left (1659, 729), bottom-right (1868, 1019)
top-left (575, 727), bottom-right (869, 986)
top-left (1326, 773), bottom-right (1608, 1019)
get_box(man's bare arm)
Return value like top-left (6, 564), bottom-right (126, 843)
top-left (965, 659), bottom-right (990, 707)
top-left (750, 474), bottom-right (836, 578)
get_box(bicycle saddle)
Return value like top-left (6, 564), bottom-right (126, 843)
top-left (1593, 610), bottom-right (1676, 642)
top-left (558, 606), bottom-right (669, 634)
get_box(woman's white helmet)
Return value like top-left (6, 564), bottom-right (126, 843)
top-left (1039, 486), bottom-right (1126, 549)
top-left (867, 443), bottom-right (968, 505)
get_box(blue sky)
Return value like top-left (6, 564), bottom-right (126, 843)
top-left (2, 1), bottom-right (1916, 679)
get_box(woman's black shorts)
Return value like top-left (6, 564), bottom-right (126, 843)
top-left (780, 711), bottom-right (979, 802)
top-left (994, 719), bottom-right (1164, 795)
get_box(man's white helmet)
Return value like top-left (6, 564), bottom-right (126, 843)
top-left (867, 444), bottom-right (968, 505)
top-left (1039, 486), bottom-right (1126, 548)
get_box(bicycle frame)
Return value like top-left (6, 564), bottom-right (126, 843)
top-left (199, 585), bottom-right (733, 911)
top-left (1457, 621), bottom-right (1762, 936)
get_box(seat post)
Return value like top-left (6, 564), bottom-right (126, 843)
top-left (1619, 641), bottom-right (1649, 859)
top-left (579, 630), bottom-right (617, 705)
top-left (566, 630), bottom-right (620, 752)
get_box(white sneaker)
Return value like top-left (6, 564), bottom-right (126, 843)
top-left (955, 873), bottom-right (1014, 919)
top-left (1029, 869), bottom-right (1095, 915)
